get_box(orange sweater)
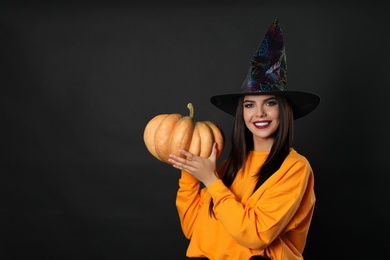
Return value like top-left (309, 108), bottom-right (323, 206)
top-left (176, 149), bottom-right (315, 260)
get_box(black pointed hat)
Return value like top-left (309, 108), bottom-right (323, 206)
top-left (210, 19), bottom-right (320, 119)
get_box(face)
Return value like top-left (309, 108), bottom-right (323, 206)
top-left (243, 95), bottom-right (280, 151)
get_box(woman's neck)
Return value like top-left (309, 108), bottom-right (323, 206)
top-left (253, 137), bottom-right (274, 152)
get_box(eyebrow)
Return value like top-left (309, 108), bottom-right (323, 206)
top-left (243, 97), bottom-right (277, 103)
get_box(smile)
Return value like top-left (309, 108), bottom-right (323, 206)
top-left (253, 121), bottom-right (271, 129)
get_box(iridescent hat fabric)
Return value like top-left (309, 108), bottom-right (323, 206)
top-left (210, 19), bottom-right (320, 119)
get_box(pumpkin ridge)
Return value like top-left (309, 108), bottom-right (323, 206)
top-left (169, 116), bottom-right (195, 159)
top-left (143, 114), bottom-right (169, 161)
top-left (154, 113), bottom-right (182, 162)
top-left (204, 121), bottom-right (225, 159)
top-left (197, 122), bottom-right (214, 158)
top-left (188, 122), bottom-right (201, 156)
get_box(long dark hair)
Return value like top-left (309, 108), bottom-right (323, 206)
top-left (209, 95), bottom-right (294, 217)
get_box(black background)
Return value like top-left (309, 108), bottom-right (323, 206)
top-left (1, 1), bottom-right (389, 259)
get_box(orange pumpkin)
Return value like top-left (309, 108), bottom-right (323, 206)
top-left (143, 103), bottom-right (224, 164)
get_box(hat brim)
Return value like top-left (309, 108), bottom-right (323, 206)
top-left (210, 91), bottom-right (320, 120)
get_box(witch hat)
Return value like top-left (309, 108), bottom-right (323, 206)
top-left (210, 19), bottom-right (320, 119)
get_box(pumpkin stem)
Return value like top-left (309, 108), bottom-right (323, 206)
top-left (187, 103), bottom-right (194, 118)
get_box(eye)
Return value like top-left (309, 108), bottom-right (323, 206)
top-left (243, 102), bottom-right (254, 108)
top-left (266, 100), bottom-right (278, 106)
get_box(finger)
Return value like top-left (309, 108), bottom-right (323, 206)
top-left (167, 155), bottom-right (182, 167)
top-left (208, 143), bottom-right (218, 161)
top-left (178, 149), bottom-right (195, 159)
top-left (171, 160), bottom-right (195, 172)
top-left (169, 153), bottom-right (185, 161)
top-left (185, 152), bottom-right (194, 161)
top-left (168, 153), bottom-right (192, 165)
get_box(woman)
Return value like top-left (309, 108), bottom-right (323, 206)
top-left (168, 19), bottom-right (320, 260)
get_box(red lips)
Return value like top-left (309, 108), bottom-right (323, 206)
top-left (253, 120), bottom-right (271, 129)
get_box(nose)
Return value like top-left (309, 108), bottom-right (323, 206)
top-left (256, 107), bottom-right (267, 118)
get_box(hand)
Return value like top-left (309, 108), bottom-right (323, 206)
top-left (168, 143), bottom-right (219, 187)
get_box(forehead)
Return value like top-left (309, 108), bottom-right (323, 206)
top-left (243, 94), bottom-right (276, 101)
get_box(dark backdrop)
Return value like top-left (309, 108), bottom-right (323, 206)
top-left (1, 1), bottom-right (389, 259)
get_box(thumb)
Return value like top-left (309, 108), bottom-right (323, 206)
top-left (208, 142), bottom-right (218, 162)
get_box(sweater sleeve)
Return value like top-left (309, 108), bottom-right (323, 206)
top-left (207, 158), bottom-right (312, 249)
top-left (175, 160), bottom-right (229, 239)
top-left (175, 170), bottom-right (201, 238)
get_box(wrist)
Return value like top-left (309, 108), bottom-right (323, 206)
top-left (204, 172), bottom-right (219, 187)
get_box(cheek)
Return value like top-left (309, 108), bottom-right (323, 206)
top-left (268, 107), bottom-right (279, 118)
top-left (242, 113), bottom-right (251, 129)
top-left (243, 110), bottom-right (252, 124)
top-left (274, 120), bottom-right (280, 130)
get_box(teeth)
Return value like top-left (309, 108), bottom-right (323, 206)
top-left (255, 122), bottom-right (269, 126)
